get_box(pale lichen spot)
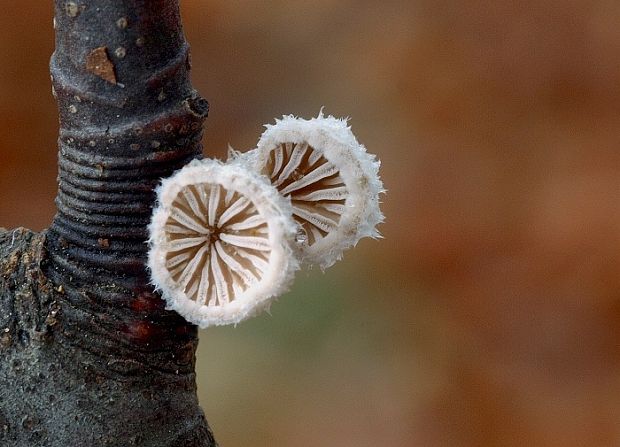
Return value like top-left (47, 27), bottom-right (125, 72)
top-left (116, 17), bottom-right (128, 29)
top-left (114, 47), bottom-right (126, 59)
top-left (65, 2), bottom-right (79, 18)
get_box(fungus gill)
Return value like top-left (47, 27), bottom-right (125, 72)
top-left (148, 159), bottom-right (299, 327)
top-left (250, 113), bottom-right (385, 269)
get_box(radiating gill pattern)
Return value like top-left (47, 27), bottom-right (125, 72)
top-left (164, 183), bottom-right (270, 307)
top-left (264, 142), bottom-right (347, 246)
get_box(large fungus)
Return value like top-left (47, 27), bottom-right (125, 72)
top-left (148, 159), bottom-right (299, 327)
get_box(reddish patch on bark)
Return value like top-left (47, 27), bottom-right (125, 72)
top-left (86, 47), bottom-right (117, 84)
top-left (122, 320), bottom-right (156, 344)
top-left (130, 291), bottom-right (165, 313)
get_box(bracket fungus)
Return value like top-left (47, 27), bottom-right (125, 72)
top-left (149, 113), bottom-right (384, 327)
top-left (148, 159), bottom-right (299, 327)
top-left (251, 113), bottom-right (385, 269)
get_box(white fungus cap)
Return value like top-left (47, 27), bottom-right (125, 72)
top-left (148, 159), bottom-right (299, 328)
top-left (249, 112), bottom-right (385, 269)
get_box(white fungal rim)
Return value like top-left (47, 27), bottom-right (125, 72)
top-left (148, 159), bottom-right (299, 327)
top-left (251, 112), bottom-right (385, 269)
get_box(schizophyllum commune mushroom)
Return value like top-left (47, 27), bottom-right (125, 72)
top-left (148, 159), bottom-right (299, 327)
top-left (252, 113), bottom-right (385, 269)
top-left (148, 113), bottom-right (385, 328)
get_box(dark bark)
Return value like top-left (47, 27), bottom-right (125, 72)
top-left (0, 1), bottom-right (215, 446)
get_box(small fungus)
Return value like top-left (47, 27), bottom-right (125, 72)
top-left (249, 112), bottom-right (385, 269)
top-left (148, 159), bottom-right (299, 327)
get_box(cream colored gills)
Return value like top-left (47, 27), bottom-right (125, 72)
top-left (264, 141), bottom-right (348, 246)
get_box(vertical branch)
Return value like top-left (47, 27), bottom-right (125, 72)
top-left (45, 1), bottom-right (210, 357)
top-left (0, 1), bottom-right (215, 445)
top-left (48, 0), bottom-right (207, 280)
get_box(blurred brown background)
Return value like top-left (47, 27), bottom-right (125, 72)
top-left (1, 1), bottom-right (620, 446)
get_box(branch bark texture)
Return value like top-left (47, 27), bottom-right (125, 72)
top-left (0, 1), bottom-right (215, 445)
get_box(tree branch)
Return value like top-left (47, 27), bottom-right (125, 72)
top-left (0, 1), bottom-right (215, 445)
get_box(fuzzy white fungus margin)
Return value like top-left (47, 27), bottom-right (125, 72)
top-left (246, 112), bottom-right (385, 269)
top-left (148, 159), bottom-right (299, 327)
